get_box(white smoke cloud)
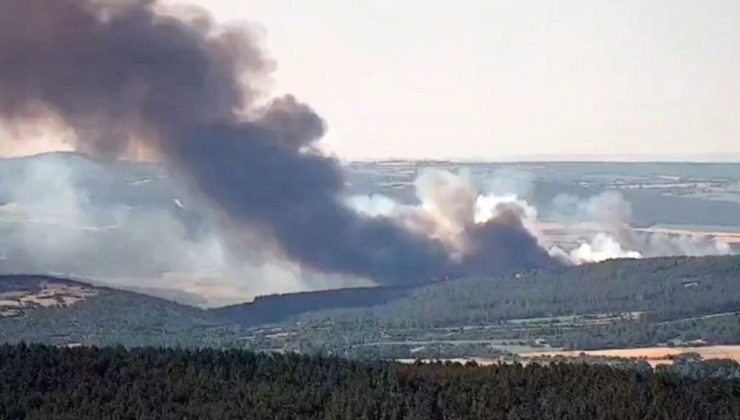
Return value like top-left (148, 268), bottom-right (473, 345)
top-left (349, 169), bottom-right (544, 260)
top-left (475, 194), bottom-right (538, 226)
top-left (551, 190), bottom-right (732, 260)
top-left (349, 171), bottom-right (733, 266)
top-left (568, 233), bottom-right (642, 264)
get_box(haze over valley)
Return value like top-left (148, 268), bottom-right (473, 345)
top-left (0, 153), bottom-right (737, 306)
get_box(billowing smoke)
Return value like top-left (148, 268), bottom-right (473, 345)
top-left (0, 153), bottom-right (352, 306)
top-left (551, 191), bottom-right (732, 261)
top-left (0, 0), bottom-right (555, 286)
top-left (348, 170), bottom-right (556, 273)
top-left (350, 172), bottom-right (733, 268)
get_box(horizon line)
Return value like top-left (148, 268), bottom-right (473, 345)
top-left (4, 150), bottom-right (740, 164)
top-left (345, 153), bottom-right (740, 164)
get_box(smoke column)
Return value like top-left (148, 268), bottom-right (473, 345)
top-left (552, 191), bottom-right (732, 261)
top-left (0, 0), bottom-right (556, 284)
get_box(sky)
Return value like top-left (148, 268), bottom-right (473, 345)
top-left (3, 0), bottom-right (738, 161)
top-left (168, 0), bottom-right (738, 161)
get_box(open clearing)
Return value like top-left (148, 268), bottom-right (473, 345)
top-left (0, 282), bottom-right (97, 317)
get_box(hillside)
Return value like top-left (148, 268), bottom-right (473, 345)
top-left (213, 283), bottom-right (419, 326)
top-left (216, 255), bottom-right (740, 326)
top-left (316, 254), bottom-right (740, 327)
top-left (223, 255), bottom-right (740, 358)
top-left (1, 255), bottom-right (739, 358)
top-left (0, 275), bottom-right (236, 347)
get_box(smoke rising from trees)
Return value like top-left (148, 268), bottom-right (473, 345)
top-left (0, 0), bottom-right (556, 285)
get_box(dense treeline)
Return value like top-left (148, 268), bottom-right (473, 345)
top-left (1, 344), bottom-right (738, 419)
top-left (215, 284), bottom-right (415, 327)
top-left (302, 255), bottom-right (740, 328)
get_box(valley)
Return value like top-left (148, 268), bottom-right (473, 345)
top-left (0, 155), bottom-right (738, 368)
top-left (2, 255), bottom-right (738, 368)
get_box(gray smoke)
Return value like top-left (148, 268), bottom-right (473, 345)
top-left (0, 152), bottom-right (345, 306)
top-left (0, 0), bottom-right (556, 284)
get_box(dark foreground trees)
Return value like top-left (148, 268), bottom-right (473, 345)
top-left (0, 344), bottom-right (738, 419)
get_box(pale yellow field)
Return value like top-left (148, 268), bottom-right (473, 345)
top-left (525, 345), bottom-right (740, 366)
top-left (0, 282), bottom-right (97, 317)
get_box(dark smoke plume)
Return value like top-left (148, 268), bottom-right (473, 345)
top-left (0, 0), bottom-right (556, 284)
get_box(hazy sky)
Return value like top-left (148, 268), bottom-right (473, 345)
top-left (173, 0), bottom-right (739, 161)
top-left (4, 0), bottom-right (734, 161)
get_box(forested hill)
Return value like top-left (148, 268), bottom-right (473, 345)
top-left (213, 283), bottom-right (419, 326)
top-left (0, 275), bottom-right (231, 347)
top-left (1, 255), bottom-right (738, 352)
top-left (216, 255), bottom-right (740, 327)
top-left (337, 254), bottom-right (740, 327)
top-left (1, 344), bottom-right (738, 419)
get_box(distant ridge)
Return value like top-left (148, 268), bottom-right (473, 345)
top-left (212, 282), bottom-right (423, 326)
